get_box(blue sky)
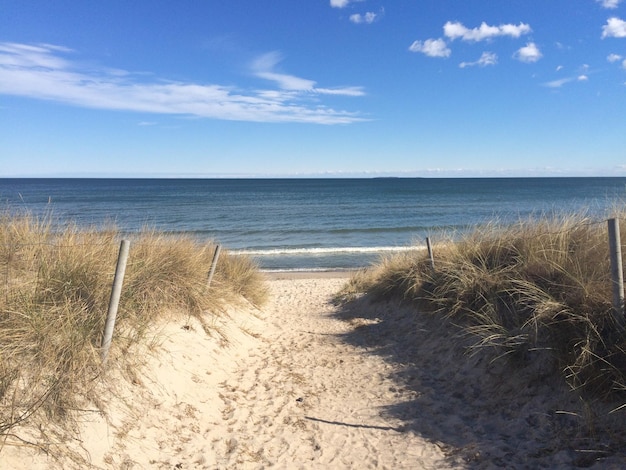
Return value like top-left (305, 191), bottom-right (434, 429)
top-left (1, 0), bottom-right (625, 177)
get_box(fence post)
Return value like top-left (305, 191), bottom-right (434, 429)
top-left (101, 239), bottom-right (130, 364)
top-left (206, 245), bottom-right (221, 289)
top-left (426, 237), bottom-right (435, 270)
top-left (608, 218), bottom-right (625, 328)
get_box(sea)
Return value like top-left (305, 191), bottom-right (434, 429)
top-left (1, 177), bottom-right (626, 272)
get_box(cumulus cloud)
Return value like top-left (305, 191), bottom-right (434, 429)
top-left (608, 53), bottom-right (623, 62)
top-left (350, 9), bottom-right (383, 24)
top-left (330, 0), bottom-right (361, 8)
top-left (459, 52), bottom-right (498, 68)
top-left (514, 42), bottom-right (543, 63)
top-left (602, 17), bottom-right (626, 38)
top-left (0, 43), bottom-right (366, 124)
top-left (597, 0), bottom-right (622, 8)
top-left (443, 21), bottom-right (531, 42)
top-left (408, 38), bottom-right (451, 58)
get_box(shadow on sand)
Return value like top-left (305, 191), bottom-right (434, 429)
top-left (331, 294), bottom-right (626, 469)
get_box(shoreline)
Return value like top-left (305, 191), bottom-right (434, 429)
top-left (262, 269), bottom-right (358, 280)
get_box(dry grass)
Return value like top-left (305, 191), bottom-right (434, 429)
top-left (0, 213), bottom-right (267, 448)
top-left (337, 213), bottom-right (626, 400)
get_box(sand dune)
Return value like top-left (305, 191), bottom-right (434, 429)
top-left (3, 274), bottom-right (625, 468)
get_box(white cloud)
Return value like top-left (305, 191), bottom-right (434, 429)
top-left (0, 43), bottom-right (366, 124)
top-left (556, 65), bottom-right (564, 71)
top-left (608, 53), bottom-right (623, 62)
top-left (544, 78), bottom-right (574, 88)
top-left (597, 0), bottom-right (622, 9)
top-left (514, 42), bottom-right (543, 63)
top-left (408, 38), bottom-right (451, 58)
top-left (443, 21), bottom-right (531, 42)
top-left (350, 10), bottom-right (381, 24)
top-left (330, 0), bottom-right (361, 8)
top-left (623, 59), bottom-right (626, 69)
top-left (459, 52), bottom-right (498, 68)
top-left (602, 17), bottom-right (626, 38)
top-left (251, 51), bottom-right (365, 97)
top-left (252, 52), bottom-right (317, 91)
top-left (543, 74), bottom-right (589, 88)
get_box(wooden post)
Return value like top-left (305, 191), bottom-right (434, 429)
top-left (206, 245), bottom-right (221, 289)
top-left (426, 237), bottom-right (435, 270)
top-left (608, 218), bottom-right (625, 328)
top-left (101, 240), bottom-right (130, 364)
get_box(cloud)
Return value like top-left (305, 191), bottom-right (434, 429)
top-left (602, 17), bottom-right (626, 38)
top-left (443, 21), bottom-right (531, 42)
top-left (350, 9), bottom-right (383, 24)
top-left (543, 74), bottom-right (589, 88)
top-left (330, 0), bottom-right (361, 8)
top-left (597, 0), bottom-right (622, 8)
top-left (251, 52), bottom-right (317, 90)
top-left (608, 53), bottom-right (623, 62)
top-left (514, 42), bottom-right (543, 63)
top-left (251, 51), bottom-right (365, 97)
top-left (0, 43), bottom-right (366, 124)
top-left (544, 78), bottom-right (574, 88)
top-left (459, 52), bottom-right (498, 68)
top-left (408, 38), bottom-right (451, 58)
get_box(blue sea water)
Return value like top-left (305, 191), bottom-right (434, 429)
top-left (1, 178), bottom-right (625, 271)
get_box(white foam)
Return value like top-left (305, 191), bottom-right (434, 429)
top-left (231, 246), bottom-right (425, 256)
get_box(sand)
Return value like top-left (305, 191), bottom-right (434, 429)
top-left (2, 273), bottom-right (625, 469)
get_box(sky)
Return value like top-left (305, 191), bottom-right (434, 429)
top-left (1, 0), bottom-right (626, 178)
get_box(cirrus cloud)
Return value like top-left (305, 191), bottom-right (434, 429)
top-left (543, 74), bottom-right (590, 88)
top-left (0, 43), bottom-right (366, 124)
top-left (251, 51), bottom-right (365, 97)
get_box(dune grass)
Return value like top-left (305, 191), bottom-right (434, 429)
top-left (337, 213), bottom-right (626, 401)
top-left (0, 213), bottom-right (268, 446)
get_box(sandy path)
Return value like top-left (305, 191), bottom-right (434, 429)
top-left (0, 275), bottom-right (451, 469)
top-left (8, 275), bottom-right (623, 468)
top-left (207, 277), bottom-right (449, 469)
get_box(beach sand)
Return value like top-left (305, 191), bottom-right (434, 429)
top-left (2, 273), bottom-right (625, 468)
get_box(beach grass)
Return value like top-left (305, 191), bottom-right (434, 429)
top-left (0, 213), bottom-right (267, 445)
top-left (336, 213), bottom-right (626, 401)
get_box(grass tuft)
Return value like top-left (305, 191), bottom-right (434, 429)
top-left (0, 213), bottom-right (267, 446)
top-left (337, 214), bottom-right (626, 399)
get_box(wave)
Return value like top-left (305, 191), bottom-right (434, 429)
top-left (260, 267), bottom-right (357, 273)
top-left (230, 246), bottom-right (425, 256)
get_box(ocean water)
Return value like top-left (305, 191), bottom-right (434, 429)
top-left (1, 178), bottom-right (626, 271)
